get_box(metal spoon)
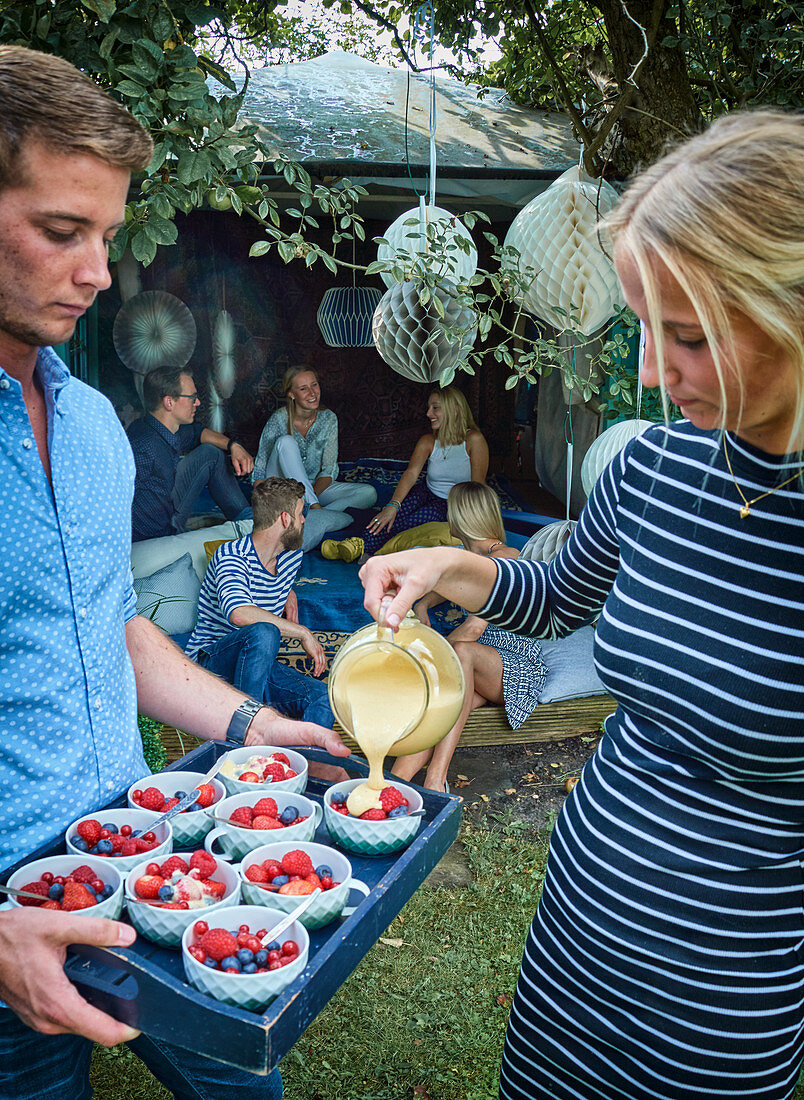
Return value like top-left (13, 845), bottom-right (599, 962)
top-left (260, 890), bottom-right (321, 946)
top-left (0, 883), bottom-right (59, 904)
top-left (144, 755), bottom-right (227, 833)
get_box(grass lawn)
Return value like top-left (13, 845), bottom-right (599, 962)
top-left (89, 814), bottom-right (804, 1099)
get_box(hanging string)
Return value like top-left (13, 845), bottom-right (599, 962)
top-left (564, 346), bottom-right (576, 522)
top-left (637, 321), bottom-right (645, 416)
top-left (412, 2), bottom-right (437, 206)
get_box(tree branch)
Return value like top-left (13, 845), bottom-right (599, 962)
top-left (521, 0), bottom-right (595, 147)
top-left (347, 0), bottom-right (422, 71)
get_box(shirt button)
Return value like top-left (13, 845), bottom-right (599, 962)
top-left (22, 438), bottom-right (33, 449)
top-left (80, 607), bottom-right (87, 619)
top-left (0, 378), bottom-right (9, 390)
top-left (106, 780), bottom-right (114, 791)
top-left (65, 523), bottom-right (72, 535)
top-left (94, 697), bottom-right (102, 711)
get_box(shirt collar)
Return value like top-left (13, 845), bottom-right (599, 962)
top-left (146, 413), bottom-right (181, 449)
top-left (0, 345), bottom-right (71, 395)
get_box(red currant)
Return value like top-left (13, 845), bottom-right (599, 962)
top-left (99, 829), bottom-right (111, 840)
top-left (281, 941), bottom-right (296, 957)
top-left (121, 824), bottom-right (133, 837)
top-left (142, 831), bottom-right (156, 843)
top-left (146, 862), bottom-right (160, 876)
top-left (41, 872), bottom-right (54, 884)
top-left (193, 920), bottom-right (209, 938)
top-left (91, 879), bottom-right (104, 894)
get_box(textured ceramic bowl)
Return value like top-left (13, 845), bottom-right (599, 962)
top-left (124, 855), bottom-right (241, 947)
top-left (204, 791), bottom-right (322, 862)
top-left (65, 809), bottom-right (173, 875)
top-left (238, 841), bottom-right (370, 930)
top-left (181, 903), bottom-right (309, 1011)
top-left (217, 746), bottom-right (307, 798)
top-left (7, 854), bottom-right (124, 919)
top-left (127, 772), bottom-right (225, 849)
top-left (323, 779), bottom-right (422, 857)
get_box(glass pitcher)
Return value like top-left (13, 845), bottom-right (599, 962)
top-left (329, 611), bottom-right (466, 757)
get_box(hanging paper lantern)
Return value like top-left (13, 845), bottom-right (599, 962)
top-left (113, 291), bottom-right (196, 376)
top-left (520, 520), bottom-right (577, 564)
top-left (377, 205), bottom-right (477, 289)
top-left (581, 418), bottom-right (655, 497)
top-left (372, 280), bottom-right (477, 384)
top-left (213, 309), bottom-right (237, 399)
top-left (503, 168), bottom-right (623, 336)
top-left (317, 286), bottom-right (383, 347)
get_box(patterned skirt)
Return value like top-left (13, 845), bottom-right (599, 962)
top-left (478, 625), bottom-right (547, 729)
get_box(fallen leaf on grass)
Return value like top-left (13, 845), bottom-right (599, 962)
top-left (504, 788), bottom-right (516, 795)
top-left (413, 1086), bottom-right (431, 1099)
top-left (413, 1039), bottom-right (423, 1046)
top-left (454, 775), bottom-right (473, 788)
top-left (480, 794), bottom-right (490, 802)
top-left (379, 937), bottom-right (405, 947)
top-left (496, 993), bottom-right (509, 1005)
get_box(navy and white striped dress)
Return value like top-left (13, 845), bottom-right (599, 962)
top-left (479, 422), bottom-right (804, 1100)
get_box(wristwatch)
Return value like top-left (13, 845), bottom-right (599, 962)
top-left (226, 438), bottom-right (239, 455)
top-left (225, 698), bottom-right (266, 745)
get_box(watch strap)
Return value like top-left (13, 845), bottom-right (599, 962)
top-left (225, 698), bottom-right (265, 745)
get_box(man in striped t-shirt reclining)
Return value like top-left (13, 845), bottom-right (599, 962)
top-left (185, 477), bottom-right (333, 726)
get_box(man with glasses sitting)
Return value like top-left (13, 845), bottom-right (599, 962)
top-left (128, 365), bottom-right (254, 541)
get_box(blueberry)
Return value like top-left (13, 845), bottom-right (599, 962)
top-left (389, 806), bottom-right (408, 818)
top-left (71, 836), bottom-right (89, 851)
top-left (254, 949), bottom-right (269, 966)
top-left (265, 941), bottom-right (280, 953)
top-left (203, 956), bottom-right (218, 968)
top-left (241, 962), bottom-right (258, 974)
top-left (331, 792), bottom-right (346, 805)
top-left (88, 845), bottom-right (100, 854)
top-left (101, 823), bottom-right (118, 834)
top-left (188, 802), bottom-right (203, 813)
top-left (237, 948), bottom-right (254, 965)
top-left (279, 807), bottom-right (297, 825)
top-left (220, 955), bottom-right (241, 972)
top-left (96, 839), bottom-right (114, 855)
top-left (174, 791), bottom-right (187, 800)
top-left (271, 875), bottom-right (289, 887)
top-left (131, 830), bottom-right (141, 838)
top-left (314, 865), bottom-right (333, 879)
top-left (157, 885), bottom-right (174, 901)
top-left (48, 883), bottom-right (64, 900)
top-left (99, 884), bottom-right (115, 900)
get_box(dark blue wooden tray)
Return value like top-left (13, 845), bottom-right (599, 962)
top-left (2, 743), bottom-right (462, 1074)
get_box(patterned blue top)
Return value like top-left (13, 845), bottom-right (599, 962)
top-left (127, 414), bottom-right (204, 541)
top-left (253, 408), bottom-right (339, 484)
top-left (185, 535), bottom-right (303, 659)
top-left (0, 348), bottom-right (146, 868)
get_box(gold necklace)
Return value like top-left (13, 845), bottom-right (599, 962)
top-left (723, 437), bottom-right (802, 518)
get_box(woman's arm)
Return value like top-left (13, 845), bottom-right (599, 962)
top-left (252, 412), bottom-right (284, 482)
top-left (466, 429), bottom-right (489, 483)
top-left (367, 435), bottom-right (435, 536)
top-left (447, 614), bottom-right (487, 643)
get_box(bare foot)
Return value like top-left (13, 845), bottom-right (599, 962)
top-left (307, 761), bottom-right (352, 784)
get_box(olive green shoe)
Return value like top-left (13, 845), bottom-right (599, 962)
top-left (320, 537), bottom-right (365, 563)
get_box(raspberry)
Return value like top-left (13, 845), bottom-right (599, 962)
top-left (70, 865), bottom-right (98, 884)
top-left (193, 783), bottom-right (217, 808)
top-left (252, 815), bottom-right (278, 831)
top-left (380, 786), bottom-right (406, 813)
top-left (163, 797), bottom-right (180, 811)
top-left (140, 787), bottom-right (165, 811)
top-left (245, 864), bottom-right (269, 883)
top-left (199, 928), bottom-right (238, 962)
top-left (121, 839), bottom-right (138, 856)
top-left (280, 850), bottom-right (313, 877)
top-left (18, 881), bottom-right (49, 906)
top-left (262, 764), bottom-right (286, 783)
top-left (360, 808), bottom-right (387, 820)
top-left (272, 753), bottom-right (290, 766)
top-left (134, 875), bottom-right (164, 899)
top-left (108, 833), bottom-right (126, 851)
top-left (262, 860), bottom-right (283, 880)
top-left (135, 838), bottom-right (154, 853)
top-left (62, 882), bottom-right (97, 911)
top-left (76, 820), bottom-right (102, 847)
top-left (189, 851), bottom-right (217, 880)
top-left (285, 770), bottom-right (298, 779)
top-left (252, 798), bottom-right (278, 818)
top-left (278, 880), bottom-right (316, 895)
top-left (205, 879), bottom-right (227, 899)
top-left (160, 856), bottom-right (189, 878)
top-left (229, 806), bottom-right (253, 828)
top-left (238, 771), bottom-right (261, 783)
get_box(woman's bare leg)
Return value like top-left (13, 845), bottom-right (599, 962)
top-left (390, 747), bottom-right (433, 783)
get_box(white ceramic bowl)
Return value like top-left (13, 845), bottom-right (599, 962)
top-left (323, 779), bottom-right (422, 857)
top-left (204, 791), bottom-right (322, 862)
top-left (181, 903), bottom-right (309, 1011)
top-left (127, 772), bottom-right (225, 848)
top-left (7, 854), bottom-right (124, 919)
top-left (124, 854), bottom-right (241, 947)
top-left (65, 809), bottom-right (173, 875)
top-left (217, 746), bottom-right (308, 798)
top-left (238, 841), bottom-right (370, 930)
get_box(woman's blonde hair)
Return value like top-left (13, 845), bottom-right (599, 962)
top-left (447, 482), bottom-right (505, 546)
top-left (431, 385), bottom-right (477, 447)
top-left (281, 364), bottom-right (320, 435)
top-left (605, 109), bottom-right (804, 455)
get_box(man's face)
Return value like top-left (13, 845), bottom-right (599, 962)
top-left (0, 141), bottom-right (130, 366)
top-left (167, 373), bottom-right (200, 425)
top-left (281, 497), bottom-right (306, 551)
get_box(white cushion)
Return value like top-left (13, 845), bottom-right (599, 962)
top-left (131, 520), bottom-right (254, 581)
top-left (538, 625), bottom-right (606, 703)
top-left (133, 553), bottom-right (201, 635)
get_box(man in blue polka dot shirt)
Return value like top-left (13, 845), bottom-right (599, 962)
top-left (0, 44), bottom-right (348, 1100)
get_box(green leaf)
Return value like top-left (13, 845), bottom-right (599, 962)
top-left (142, 215), bottom-right (177, 246)
top-left (176, 149), bottom-right (211, 185)
top-left (277, 240), bottom-right (295, 264)
top-left (80, 0), bottom-right (115, 22)
top-left (249, 241), bottom-right (273, 258)
top-left (432, 294), bottom-right (445, 319)
top-left (321, 254), bottom-right (338, 274)
top-left (504, 374), bottom-right (519, 390)
top-left (115, 80), bottom-right (149, 98)
top-left (130, 230), bottom-right (157, 265)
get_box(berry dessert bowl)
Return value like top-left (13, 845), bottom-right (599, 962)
top-left (204, 791), bottom-right (322, 861)
top-left (181, 903), bottom-right (309, 1011)
top-left (127, 772), bottom-right (225, 848)
top-left (66, 808), bottom-right (173, 874)
top-left (6, 854), bottom-right (124, 918)
top-left (124, 851), bottom-right (240, 947)
top-left (217, 746), bottom-right (307, 798)
top-left (323, 779), bottom-right (423, 857)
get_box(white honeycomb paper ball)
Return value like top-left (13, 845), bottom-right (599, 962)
top-left (581, 418), bottom-right (655, 496)
top-left (504, 168), bottom-right (623, 336)
top-left (519, 520), bottom-right (577, 564)
top-left (377, 206), bottom-right (477, 289)
top-left (372, 280), bottom-right (477, 384)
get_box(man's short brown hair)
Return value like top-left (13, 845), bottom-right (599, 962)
top-left (0, 45), bottom-right (153, 191)
top-left (252, 478), bottom-right (305, 531)
top-left (142, 366), bottom-right (188, 413)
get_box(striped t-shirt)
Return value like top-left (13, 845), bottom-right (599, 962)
top-left (185, 535), bottom-right (302, 660)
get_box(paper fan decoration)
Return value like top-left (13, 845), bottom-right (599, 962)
top-left (503, 168), bottom-right (623, 336)
top-left (377, 204), bottom-right (477, 289)
top-left (208, 378), bottom-right (225, 432)
top-left (213, 309), bottom-right (237, 399)
top-left (372, 280), bottom-right (477, 384)
top-left (113, 291), bottom-right (196, 375)
top-left (581, 418), bottom-right (655, 497)
top-left (317, 286), bottom-right (383, 347)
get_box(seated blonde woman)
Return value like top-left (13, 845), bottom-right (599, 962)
top-left (391, 482), bottom-right (547, 792)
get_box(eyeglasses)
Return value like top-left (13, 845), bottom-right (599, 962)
top-left (175, 392), bottom-right (199, 401)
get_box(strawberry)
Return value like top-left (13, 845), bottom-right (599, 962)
top-left (245, 863), bottom-right (269, 883)
top-left (380, 786), bottom-right (407, 813)
top-left (76, 819), bottom-right (102, 848)
top-left (360, 808), bottom-right (387, 820)
top-left (252, 815), bottom-right (278, 831)
top-left (252, 797), bottom-right (278, 818)
top-left (189, 851), bottom-right (217, 880)
top-left (199, 927), bottom-right (238, 962)
top-left (160, 856), bottom-right (189, 878)
top-left (272, 753), bottom-right (290, 765)
top-left (18, 881), bottom-right (49, 906)
top-left (238, 771), bottom-right (261, 783)
top-left (204, 879), bottom-right (227, 899)
top-left (262, 859), bottom-right (283, 880)
top-left (140, 787), bottom-right (165, 812)
top-left (70, 865), bottom-right (98, 884)
top-left (305, 873), bottom-right (322, 889)
top-left (135, 838), bottom-right (154, 852)
top-left (61, 882), bottom-right (97, 911)
top-left (229, 806), bottom-right (253, 828)
top-left (262, 763), bottom-right (286, 783)
top-left (278, 880), bottom-right (316, 895)
top-left (280, 850), bottom-right (314, 877)
top-left (134, 874), bottom-right (164, 899)
top-left (193, 783), bottom-right (217, 808)
top-left (41, 899), bottom-right (61, 910)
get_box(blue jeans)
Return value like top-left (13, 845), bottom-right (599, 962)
top-left (0, 1007), bottom-right (282, 1100)
top-left (172, 444), bottom-right (250, 534)
top-left (197, 622), bottom-right (333, 727)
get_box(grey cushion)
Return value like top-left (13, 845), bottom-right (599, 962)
top-left (133, 552), bottom-right (200, 635)
top-left (538, 625), bottom-right (606, 704)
